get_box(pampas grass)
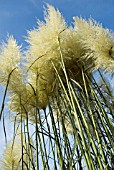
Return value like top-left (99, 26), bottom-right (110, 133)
top-left (0, 4), bottom-right (114, 170)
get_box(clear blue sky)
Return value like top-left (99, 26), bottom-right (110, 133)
top-left (0, 0), bottom-right (114, 46)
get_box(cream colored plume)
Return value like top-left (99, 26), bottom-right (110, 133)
top-left (25, 5), bottom-right (67, 109)
top-left (0, 36), bottom-right (21, 83)
top-left (73, 17), bottom-right (114, 72)
top-left (1, 129), bottom-right (33, 170)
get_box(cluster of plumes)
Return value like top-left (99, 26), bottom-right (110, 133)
top-left (0, 5), bottom-right (114, 118)
top-left (25, 5), bottom-right (114, 109)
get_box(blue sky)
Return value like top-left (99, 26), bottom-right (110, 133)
top-left (0, 0), bottom-right (114, 46)
top-left (0, 0), bottom-right (114, 164)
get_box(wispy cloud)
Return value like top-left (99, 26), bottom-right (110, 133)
top-left (28, 0), bottom-right (39, 8)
